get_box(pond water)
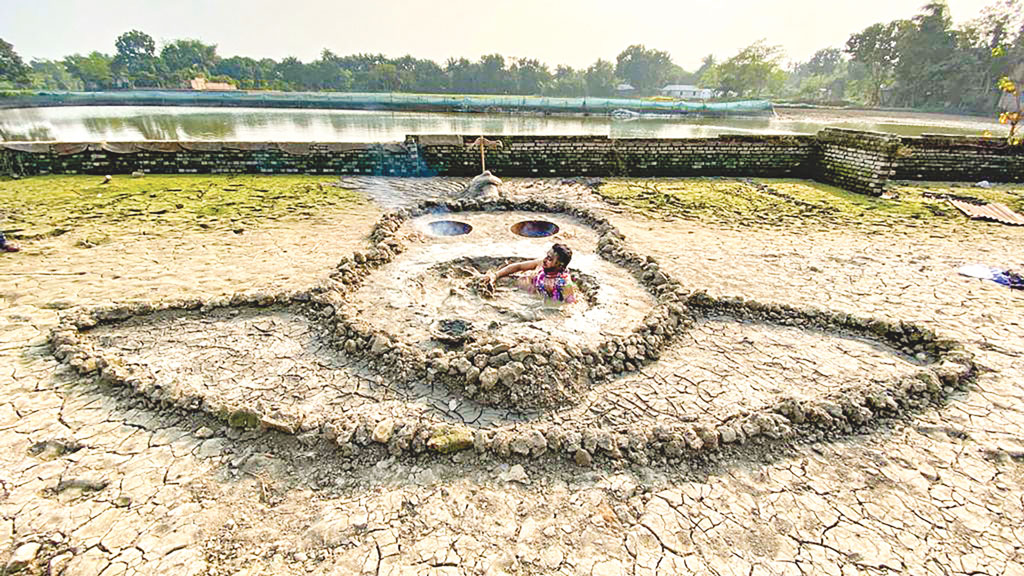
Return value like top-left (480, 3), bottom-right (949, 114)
top-left (0, 105), bottom-right (1005, 142)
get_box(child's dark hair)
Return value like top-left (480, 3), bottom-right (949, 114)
top-left (551, 243), bottom-right (572, 268)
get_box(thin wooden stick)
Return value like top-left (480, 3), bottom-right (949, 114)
top-left (0, 272), bottom-right (87, 276)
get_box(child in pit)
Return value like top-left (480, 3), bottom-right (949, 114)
top-left (480, 243), bottom-right (578, 304)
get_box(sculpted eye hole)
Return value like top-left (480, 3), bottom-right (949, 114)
top-left (511, 220), bottom-right (559, 238)
top-left (427, 220), bottom-right (472, 236)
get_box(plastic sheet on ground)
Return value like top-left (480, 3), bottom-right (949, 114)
top-left (949, 199), bottom-right (1024, 226)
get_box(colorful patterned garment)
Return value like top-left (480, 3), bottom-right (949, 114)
top-left (525, 268), bottom-right (578, 303)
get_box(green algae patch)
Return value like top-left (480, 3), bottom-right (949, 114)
top-left (598, 178), bottom-right (817, 225)
top-left (227, 409), bottom-right (261, 429)
top-left (427, 427), bottom-right (474, 454)
top-left (0, 175), bottom-right (365, 238)
top-left (597, 177), bottom-right (1023, 229)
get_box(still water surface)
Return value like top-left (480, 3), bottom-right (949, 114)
top-left (0, 105), bottom-right (1004, 142)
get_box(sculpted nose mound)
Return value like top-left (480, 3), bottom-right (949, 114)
top-left (464, 171), bottom-right (503, 200)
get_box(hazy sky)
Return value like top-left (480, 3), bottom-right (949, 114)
top-left (0, 0), bottom-right (995, 70)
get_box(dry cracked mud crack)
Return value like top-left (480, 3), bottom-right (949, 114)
top-left (0, 177), bottom-right (1022, 576)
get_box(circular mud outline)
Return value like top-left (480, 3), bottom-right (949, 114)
top-left (49, 195), bottom-right (977, 466)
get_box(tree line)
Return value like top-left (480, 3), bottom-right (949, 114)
top-left (1, 0), bottom-right (1022, 114)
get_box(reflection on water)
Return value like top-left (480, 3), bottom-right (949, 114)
top-left (0, 105), bottom-right (1006, 142)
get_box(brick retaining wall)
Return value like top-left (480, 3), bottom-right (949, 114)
top-left (416, 135), bottom-right (817, 177)
top-left (2, 130), bottom-right (1021, 195)
top-left (894, 134), bottom-right (1024, 183)
top-left (815, 128), bottom-right (902, 195)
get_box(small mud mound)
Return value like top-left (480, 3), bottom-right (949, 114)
top-left (435, 318), bottom-right (474, 343)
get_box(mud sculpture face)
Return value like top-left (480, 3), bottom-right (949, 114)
top-left (49, 192), bottom-right (976, 465)
top-left (343, 209), bottom-right (665, 410)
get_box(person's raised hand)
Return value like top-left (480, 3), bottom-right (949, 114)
top-left (477, 271), bottom-right (496, 297)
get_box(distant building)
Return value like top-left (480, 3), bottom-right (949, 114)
top-left (615, 83), bottom-right (636, 94)
top-left (660, 84), bottom-right (714, 100)
top-left (190, 77), bottom-right (237, 91)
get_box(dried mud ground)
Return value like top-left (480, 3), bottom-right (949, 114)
top-left (1, 175), bottom-right (1023, 576)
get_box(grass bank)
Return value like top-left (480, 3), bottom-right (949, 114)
top-left (596, 178), bottom-right (1023, 229)
top-left (0, 175), bottom-right (364, 241)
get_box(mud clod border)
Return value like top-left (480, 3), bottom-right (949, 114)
top-left (48, 195), bottom-right (977, 466)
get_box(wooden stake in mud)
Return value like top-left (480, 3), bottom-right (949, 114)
top-left (467, 136), bottom-right (503, 173)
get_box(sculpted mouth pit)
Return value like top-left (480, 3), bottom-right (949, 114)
top-left (49, 187), bottom-right (977, 465)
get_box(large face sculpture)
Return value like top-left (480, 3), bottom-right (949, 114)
top-left (51, 192), bottom-right (975, 464)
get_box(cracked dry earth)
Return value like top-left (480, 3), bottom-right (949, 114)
top-left (2, 178), bottom-right (1023, 576)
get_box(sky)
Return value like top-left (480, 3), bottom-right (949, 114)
top-left (0, 0), bottom-right (996, 70)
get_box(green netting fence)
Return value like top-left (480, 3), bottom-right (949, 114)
top-left (3, 90), bottom-right (774, 116)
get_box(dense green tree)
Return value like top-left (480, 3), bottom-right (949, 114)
top-left (696, 55), bottom-right (719, 90)
top-left (445, 57), bottom-right (477, 93)
top-left (966, 0), bottom-right (1024, 111)
top-left (478, 54), bottom-right (511, 94)
top-left (29, 59), bottom-right (81, 90)
top-left (112, 30), bottom-right (161, 87)
top-left (663, 63), bottom-right (697, 86)
top-left (584, 59), bottom-right (616, 97)
top-left (510, 58), bottom-right (551, 95)
top-left (393, 55), bottom-right (445, 93)
top-left (336, 53), bottom-right (388, 90)
top-left (712, 40), bottom-right (786, 97)
top-left (367, 62), bottom-right (401, 91)
top-left (615, 44), bottom-right (674, 92)
top-left (160, 39), bottom-right (219, 86)
top-left (893, 2), bottom-right (958, 107)
top-left (115, 30), bottom-right (155, 62)
top-left (695, 55), bottom-right (716, 79)
top-left (805, 48), bottom-right (843, 76)
top-left (309, 50), bottom-right (353, 91)
top-left (275, 57), bottom-right (310, 90)
top-left (213, 55), bottom-right (267, 89)
top-left (257, 58), bottom-right (281, 89)
top-left (544, 65), bottom-right (586, 96)
top-left (0, 38), bottom-right (29, 84)
top-left (63, 52), bottom-right (113, 89)
top-left (951, 21), bottom-right (1006, 111)
top-left (846, 22), bottom-right (902, 105)
top-left (787, 48), bottom-right (849, 102)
